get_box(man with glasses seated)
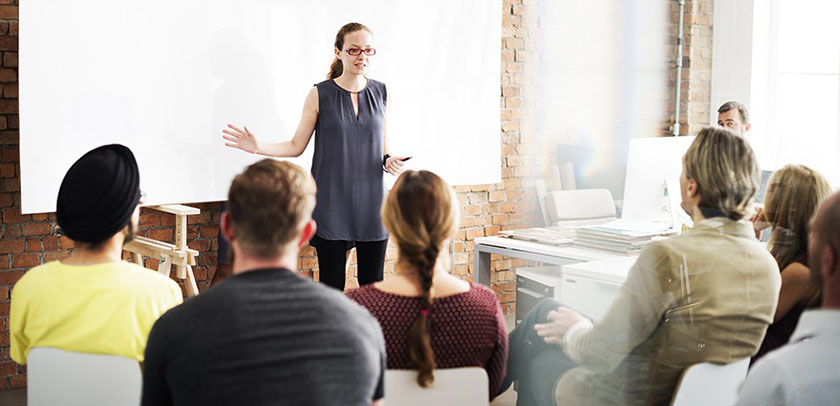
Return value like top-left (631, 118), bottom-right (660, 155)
top-left (10, 144), bottom-right (182, 366)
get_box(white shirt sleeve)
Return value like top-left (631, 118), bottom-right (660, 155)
top-left (563, 319), bottom-right (594, 347)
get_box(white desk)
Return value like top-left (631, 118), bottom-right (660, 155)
top-left (474, 236), bottom-right (639, 323)
top-left (473, 236), bottom-right (622, 285)
top-left (560, 257), bottom-right (637, 320)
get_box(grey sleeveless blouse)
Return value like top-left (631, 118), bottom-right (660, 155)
top-left (310, 79), bottom-right (388, 241)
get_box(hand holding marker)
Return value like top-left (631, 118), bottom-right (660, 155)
top-left (384, 155), bottom-right (411, 176)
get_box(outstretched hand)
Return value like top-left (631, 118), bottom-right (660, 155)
top-left (223, 124), bottom-right (259, 154)
top-left (384, 155), bottom-right (408, 176)
top-left (534, 306), bottom-right (588, 346)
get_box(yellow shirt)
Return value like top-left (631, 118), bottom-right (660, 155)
top-left (10, 260), bottom-right (183, 364)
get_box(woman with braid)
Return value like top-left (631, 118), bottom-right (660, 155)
top-left (347, 170), bottom-right (509, 400)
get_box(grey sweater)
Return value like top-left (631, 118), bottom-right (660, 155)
top-left (142, 268), bottom-right (385, 406)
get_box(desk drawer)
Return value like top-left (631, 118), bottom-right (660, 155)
top-left (517, 275), bottom-right (554, 297)
top-left (516, 278), bottom-right (556, 324)
top-left (516, 287), bottom-right (543, 325)
top-left (559, 275), bottom-right (621, 321)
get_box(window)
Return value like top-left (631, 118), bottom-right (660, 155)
top-left (751, 0), bottom-right (840, 183)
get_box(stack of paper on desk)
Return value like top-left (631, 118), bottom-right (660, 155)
top-left (499, 226), bottom-right (576, 246)
top-left (573, 219), bottom-right (678, 255)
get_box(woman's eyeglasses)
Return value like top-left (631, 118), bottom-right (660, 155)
top-left (344, 48), bottom-right (376, 57)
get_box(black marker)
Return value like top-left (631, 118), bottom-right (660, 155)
top-left (401, 156), bottom-right (412, 162)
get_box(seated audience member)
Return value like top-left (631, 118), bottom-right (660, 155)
top-left (10, 144), bottom-right (182, 365)
top-left (737, 191), bottom-right (840, 405)
top-left (502, 128), bottom-right (781, 406)
top-left (751, 165), bottom-right (832, 362)
top-left (347, 170), bottom-right (508, 400)
top-left (717, 100), bottom-right (751, 137)
top-left (142, 159), bottom-right (386, 406)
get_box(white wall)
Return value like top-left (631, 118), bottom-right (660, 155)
top-left (534, 0), bottom-right (667, 202)
top-left (709, 0), bottom-right (755, 122)
top-left (710, 0), bottom-right (775, 170)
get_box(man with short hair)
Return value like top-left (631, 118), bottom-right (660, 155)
top-left (736, 191), bottom-right (840, 406)
top-left (10, 144), bottom-right (183, 365)
top-left (142, 159), bottom-right (386, 406)
top-left (717, 100), bottom-right (751, 137)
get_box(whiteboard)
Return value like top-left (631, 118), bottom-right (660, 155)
top-left (19, 0), bottom-right (502, 214)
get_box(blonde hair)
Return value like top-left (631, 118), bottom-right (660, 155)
top-left (764, 165), bottom-right (832, 270)
top-left (228, 159), bottom-right (316, 258)
top-left (682, 127), bottom-right (760, 220)
top-left (381, 170), bottom-right (459, 387)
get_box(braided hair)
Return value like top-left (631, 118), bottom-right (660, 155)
top-left (381, 170), bottom-right (458, 387)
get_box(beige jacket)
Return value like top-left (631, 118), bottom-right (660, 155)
top-left (556, 218), bottom-right (781, 406)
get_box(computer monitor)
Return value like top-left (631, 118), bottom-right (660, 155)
top-left (621, 136), bottom-right (696, 223)
top-left (754, 170), bottom-right (774, 204)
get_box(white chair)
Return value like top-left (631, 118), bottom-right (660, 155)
top-left (670, 357), bottom-right (750, 406)
top-left (385, 367), bottom-right (488, 406)
top-left (27, 347), bottom-right (142, 406)
top-left (544, 188), bottom-right (617, 226)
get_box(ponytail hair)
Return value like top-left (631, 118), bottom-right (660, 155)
top-left (328, 22), bottom-right (372, 80)
top-left (382, 170), bottom-right (459, 387)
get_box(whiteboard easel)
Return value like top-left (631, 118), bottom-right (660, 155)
top-left (123, 204), bottom-right (201, 297)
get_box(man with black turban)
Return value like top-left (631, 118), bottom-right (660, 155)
top-left (10, 144), bottom-right (183, 366)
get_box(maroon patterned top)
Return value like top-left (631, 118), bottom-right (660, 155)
top-left (346, 283), bottom-right (509, 399)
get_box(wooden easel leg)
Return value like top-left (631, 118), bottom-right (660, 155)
top-left (183, 265), bottom-right (199, 297)
top-left (175, 214), bottom-right (188, 280)
top-left (176, 262), bottom-right (187, 279)
top-left (158, 256), bottom-right (173, 277)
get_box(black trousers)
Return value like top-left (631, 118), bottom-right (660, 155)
top-left (310, 235), bottom-right (387, 291)
top-left (502, 298), bottom-right (578, 406)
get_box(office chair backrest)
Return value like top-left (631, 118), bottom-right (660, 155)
top-left (385, 367), bottom-right (488, 406)
top-left (670, 357), bottom-right (750, 406)
top-left (545, 188), bottom-right (616, 225)
top-left (27, 347), bottom-right (142, 406)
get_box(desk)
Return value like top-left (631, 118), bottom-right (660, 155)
top-left (473, 236), bottom-right (620, 285)
top-left (474, 236), bottom-right (639, 323)
top-left (560, 257), bottom-right (637, 320)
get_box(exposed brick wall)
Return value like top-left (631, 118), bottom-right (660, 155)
top-left (664, 0), bottom-right (715, 135)
top-left (0, 0), bottom-right (23, 390)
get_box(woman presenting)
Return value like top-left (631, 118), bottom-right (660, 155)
top-left (224, 22), bottom-right (406, 291)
